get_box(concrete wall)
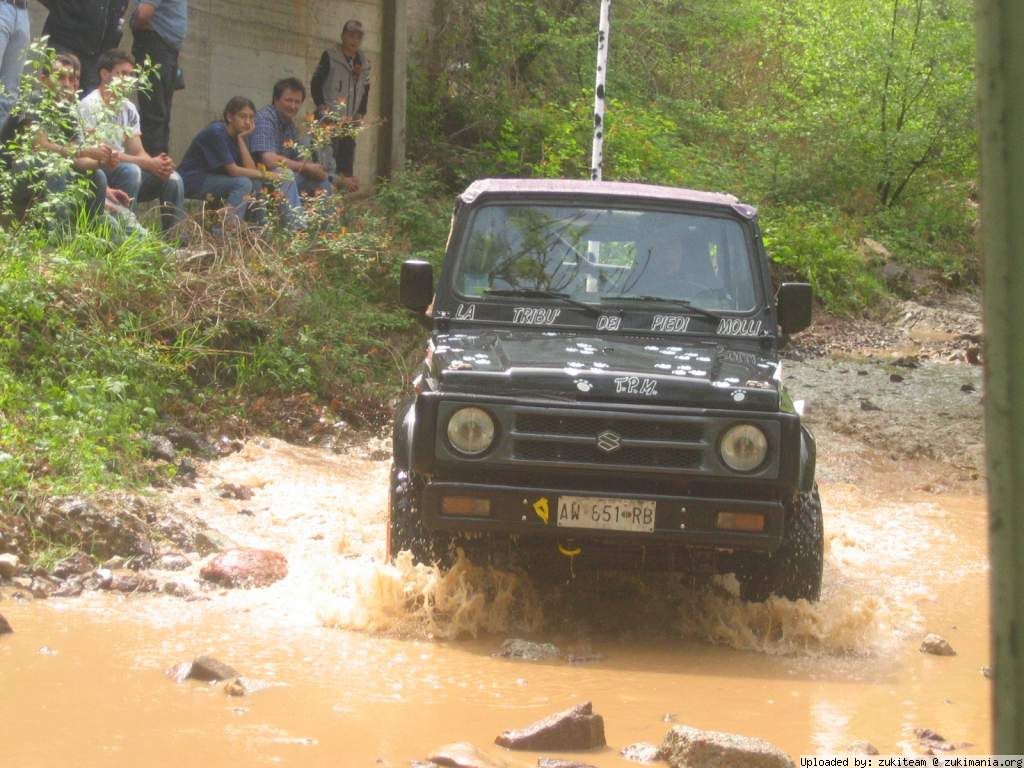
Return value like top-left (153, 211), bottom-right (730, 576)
top-left (27, 0), bottom-right (435, 183)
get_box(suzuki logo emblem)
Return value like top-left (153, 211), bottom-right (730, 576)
top-left (596, 430), bottom-right (622, 453)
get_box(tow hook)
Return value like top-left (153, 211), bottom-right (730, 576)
top-left (558, 541), bottom-right (582, 577)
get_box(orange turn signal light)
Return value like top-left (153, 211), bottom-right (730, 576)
top-left (715, 512), bottom-right (765, 532)
top-left (441, 496), bottom-right (491, 517)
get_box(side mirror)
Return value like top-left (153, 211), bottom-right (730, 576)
top-left (777, 282), bottom-right (813, 335)
top-left (400, 260), bottom-right (434, 314)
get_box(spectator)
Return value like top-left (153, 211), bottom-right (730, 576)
top-left (249, 76), bottom-right (332, 229)
top-left (79, 49), bottom-right (185, 235)
top-left (177, 96), bottom-right (279, 230)
top-left (311, 18), bottom-right (370, 193)
top-left (130, 0), bottom-right (185, 155)
top-left (0, 52), bottom-right (123, 223)
top-left (0, 0), bottom-right (30, 126)
top-left (41, 0), bottom-right (130, 95)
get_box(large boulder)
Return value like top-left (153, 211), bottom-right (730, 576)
top-left (659, 725), bottom-right (795, 768)
top-left (200, 548), bottom-right (287, 588)
top-left (495, 702), bottom-right (606, 751)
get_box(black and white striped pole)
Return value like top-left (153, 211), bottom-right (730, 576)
top-left (590, 0), bottom-right (611, 181)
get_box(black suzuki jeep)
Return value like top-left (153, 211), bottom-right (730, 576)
top-left (390, 179), bottom-right (822, 602)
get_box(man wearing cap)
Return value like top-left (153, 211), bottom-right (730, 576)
top-left (311, 18), bottom-right (370, 193)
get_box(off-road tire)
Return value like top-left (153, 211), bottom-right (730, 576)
top-left (387, 464), bottom-right (452, 567)
top-left (738, 485), bottom-right (824, 602)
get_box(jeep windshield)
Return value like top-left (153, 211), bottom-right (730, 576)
top-left (453, 204), bottom-right (759, 312)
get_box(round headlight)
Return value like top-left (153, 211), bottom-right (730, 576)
top-left (719, 424), bottom-right (768, 472)
top-left (446, 407), bottom-right (496, 455)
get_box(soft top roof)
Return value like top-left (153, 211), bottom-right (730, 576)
top-left (458, 178), bottom-right (755, 217)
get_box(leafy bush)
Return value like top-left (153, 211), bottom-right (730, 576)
top-left (761, 205), bottom-right (884, 314)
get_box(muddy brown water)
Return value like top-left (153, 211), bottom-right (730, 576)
top-left (0, 375), bottom-right (991, 766)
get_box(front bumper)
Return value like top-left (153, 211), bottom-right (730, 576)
top-left (421, 479), bottom-right (785, 553)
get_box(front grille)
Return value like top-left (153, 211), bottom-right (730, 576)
top-left (510, 406), bottom-right (708, 473)
top-left (515, 413), bottom-right (703, 443)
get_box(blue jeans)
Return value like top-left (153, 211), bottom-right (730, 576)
top-left (188, 174), bottom-right (257, 227)
top-left (0, 2), bottom-right (30, 126)
top-left (106, 163), bottom-right (186, 232)
top-left (279, 172), bottom-right (333, 230)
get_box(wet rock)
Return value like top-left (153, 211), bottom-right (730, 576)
top-left (144, 434), bottom-right (177, 463)
top-left (200, 548), bottom-right (287, 588)
top-left (428, 742), bottom-right (509, 768)
top-left (0, 613), bottom-right (12, 634)
top-left (163, 426), bottom-right (215, 458)
top-left (175, 458), bottom-right (198, 485)
top-left (223, 677), bottom-right (271, 697)
top-left (914, 728), bottom-right (972, 752)
top-left (88, 568), bottom-right (114, 590)
top-left (103, 556), bottom-right (127, 570)
top-left (110, 570), bottom-right (157, 593)
top-left (495, 701), bottom-right (606, 751)
top-left (920, 633), bottom-right (956, 656)
top-left (238, 508), bottom-right (255, 517)
top-left (538, 760), bottom-right (598, 768)
top-left (858, 398), bottom-right (882, 412)
top-left (894, 355), bottom-right (921, 368)
top-left (621, 743), bottom-right (662, 763)
top-left (847, 740), bottom-right (879, 755)
top-left (52, 552), bottom-right (94, 579)
top-left (52, 578), bottom-right (84, 598)
top-left (566, 652), bottom-right (605, 664)
top-left (162, 581), bottom-right (193, 598)
top-left (39, 496), bottom-right (156, 562)
top-left (660, 725), bottom-right (795, 768)
top-left (156, 552), bottom-right (191, 571)
top-left (981, 666), bottom-right (993, 679)
top-left (193, 528), bottom-right (232, 556)
top-left (960, 383), bottom-right (976, 393)
top-left (218, 482), bottom-right (254, 501)
top-left (889, 373), bottom-right (904, 383)
top-left (662, 714), bottom-right (678, 723)
top-left (29, 578), bottom-right (52, 598)
top-left (166, 655), bottom-right (240, 683)
top-left (495, 639), bottom-right (561, 661)
top-left (12, 576), bottom-right (32, 590)
top-left (215, 436), bottom-right (244, 456)
top-left (0, 553), bottom-right (19, 579)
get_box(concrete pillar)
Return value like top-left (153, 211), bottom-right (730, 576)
top-left (377, 0), bottom-right (408, 178)
top-left (976, 0), bottom-right (1024, 751)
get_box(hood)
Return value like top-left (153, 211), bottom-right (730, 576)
top-left (428, 330), bottom-right (781, 411)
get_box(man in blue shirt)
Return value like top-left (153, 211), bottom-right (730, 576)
top-left (249, 77), bottom-right (332, 229)
top-left (129, 0), bottom-right (186, 155)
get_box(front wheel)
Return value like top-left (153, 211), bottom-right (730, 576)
top-left (737, 485), bottom-right (824, 602)
top-left (387, 464), bottom-right (451, 566)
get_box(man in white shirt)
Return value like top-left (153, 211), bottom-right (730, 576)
top-left (79, 48), bottom-right (184, 235)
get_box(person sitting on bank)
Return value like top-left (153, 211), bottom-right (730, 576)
top-left (248, 77), bottom-right (333, 229)
top-left (176, 96), bottom-right (280, 230)
top-left (79, 49), bottom-right (185, 236)
top-left (0, 52), bottom-right (121, 224)
top-left (310, 18), bottom-right (370, 194)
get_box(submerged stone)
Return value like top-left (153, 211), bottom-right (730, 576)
top-left (428, 742), bottom-right (509, 768)
top-left (200, 548), bottom-right (287, 588)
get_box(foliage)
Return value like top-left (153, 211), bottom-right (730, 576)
top-left (408, 0), bottom-right (978, 309)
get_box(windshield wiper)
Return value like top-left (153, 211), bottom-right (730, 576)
top-left (607, 295), bottom-right (723, 321)
top-left (483, 288), bottom-right (603, 317)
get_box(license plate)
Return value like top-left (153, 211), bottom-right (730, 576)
top-left (556, 495), bottom-right (656, 533)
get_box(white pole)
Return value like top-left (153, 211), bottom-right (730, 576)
top-left (590, 0), bottom-right (611, 181)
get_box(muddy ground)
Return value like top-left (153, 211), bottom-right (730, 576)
top-left (0, 292), bottom-right (991, 766)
